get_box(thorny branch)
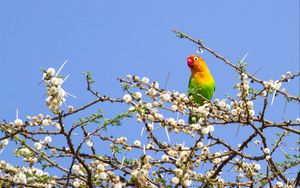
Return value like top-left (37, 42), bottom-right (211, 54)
top-left (0, 30), bottom-right (299, 188)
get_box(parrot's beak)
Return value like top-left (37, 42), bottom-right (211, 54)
top-left (187, 58), bottom-right (193, 68)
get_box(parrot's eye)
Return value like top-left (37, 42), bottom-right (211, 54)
top-left (193, 57), bottom-right (198, 61)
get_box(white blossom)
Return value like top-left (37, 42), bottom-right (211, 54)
top-left (161, 155), bottom-right (169, 162)
top-left (99, 172), bottom-right (107, 179)
top-left (133, 76), bottom-right (140, 81)
top-left (168, 118), bottom-right (176, 126)
top-left (73, 180), bottom-right (80, 188)
top-left (34, 142), bottom-right (42, 150)
top-left (171, 105), bottom-right (178, 111)
top-left (97, 163), bottom-right (105, 172)
top-left (173, 168), bottom-right (183, 176)
top-left (178, 119), bottom-right (185, 126)
top-left (133, 140), bottom-right (141, 147)
top-left (207, 125), bottom-right (215, 133)
top-left (182, 179), bottom-right (192, 187)
top-left (141, 77), bottom-right (149, 84)
top-left (51, 77), bottom-right (63, 86)
top-left (42, 119), bottom-right (51, 126)
top-left (152, 82), bottom-right (159, 89)
top-left (14, 119), bottom-right (23, 126)
top-left (72, 164), bottom-right (80, 172)
top-left (218, 101), bottom-right (226, 108)
top-left (15, 172), bottom-right (27, 184)
top-left (46, 67), bottom-right (56, 76)
top-left (246, 101), bottom-right (253, 107)
top-left (114, 183), bottom-right (123, 188)
top-left (126, 74), bottom-right (132, 79)
top-left (201, 127), bottom-right (209, 135)
top-left (44, 136), bottom-right (52, 143)
top-left (254, 163), bottom-right (261, 171)
top-left (123, 94), bottom-right (132, 103)
top-left (87, 140), bottom-right (93, 147)
top-left (161, 93), bottom-right (171, 101)
top-left (1, 139), bottom-right (8, 146)
top-left (276, 181), bottom-right (283, 187)
top-left (171, 177), bottom-right (180, 184)
top-left (197, 142), bottom-right (204, 148)
top-left (68, 105), bottom-right (74, 113)
top-left (263, 148), bottom-right (270, 154)
top-left (145, 103), bottom-right (153, 109)
top-left (133, 92), bottom-right (142, 100)
top-left (19, 148), bottom-right (30, 154)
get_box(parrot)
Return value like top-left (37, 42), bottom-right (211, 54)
top-left (187, 55), bottom-right (215, 124)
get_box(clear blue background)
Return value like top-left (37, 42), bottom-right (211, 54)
top-left (0, 0), bottom-right (299, 183)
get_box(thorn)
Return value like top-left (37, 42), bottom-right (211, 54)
top-left (240, 53), bottom-right (248, 62)
top-left (168, 156), bottom-right (177, 160)
top-left (154, 125), bottom-right (161, 131)
top-left (235, 125), bottom-right (241, 137)
top-left (16, 108), bottom-right (19, 119)
top-left (271, 90), bottom-right (277, 106)
top-left (165, 126), bottom-right (171, 143)
top-left (65, 91), bottom-right (77, 99)
top-left (140, 127), bottom-right (145, 137)
top-left (251, 67), bottom-right (263, 77)
top-left (163, 71), bottom-right (171, 90)
top-left (63, 74), bottom-right (70, 83)
top-left (56, 60), bottom-right (68, 76)
top-left (283, 98), bottom-right (288, 113)
top-left (120, 156), bottom-right (126, 169)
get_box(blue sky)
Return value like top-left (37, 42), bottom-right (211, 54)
top-left (0, 0), bottom-right (299, 183)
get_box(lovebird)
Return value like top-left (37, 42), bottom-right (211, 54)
top-left (187, 55), bottom-right (215, 124)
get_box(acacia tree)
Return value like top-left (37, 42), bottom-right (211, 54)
top-left (0, 30), bottom-right (299, 188)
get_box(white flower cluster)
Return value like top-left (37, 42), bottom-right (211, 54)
top-left (231, 100), bottom-right (255, 122)
top-left (74, 162), bottom-right (112, 186)
top-left (42, 65), bottom-right (74, 114)
top-left (25, 114), bottom-right (63, 132)
top-left (263, 80), bottom-right (282, 91)
top-left (42, 67), bottom-right (66, 113)
top-left (171, 168), bottom-right (193, 186)
top-left (190, 103), bottom-right (211, 120)
top-left (0, 161), bottom-right (55, 187)
top-left (0, 139), bottom-right (9, 150)
top-left (274, 181), bottom-right (294, 188)
top-left (236, 73), bottom-right (251, 98)
top-left (169, 148), bottom-right (227, 187)
top-left (26, 114), bottom-right (52, 127)
top-left (72, 160), bottom-right (123, 187)
top-left (72, 164), bottom-right (85, 176)
top-left (15, 147), bottom-right (37, 164)
top-left (130, 155), bottom-right (153, 186)
top-left (116, 136), bottom-right (128, 144)
top-left (234, 159), bottom-right (261, 178)
top-left (123, 76), bottom-right (231, 138)
top-left (117, 75), bottom-right (299, 187)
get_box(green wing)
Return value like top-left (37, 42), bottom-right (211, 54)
top-left (188, 77), bottom-right (215, 124)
